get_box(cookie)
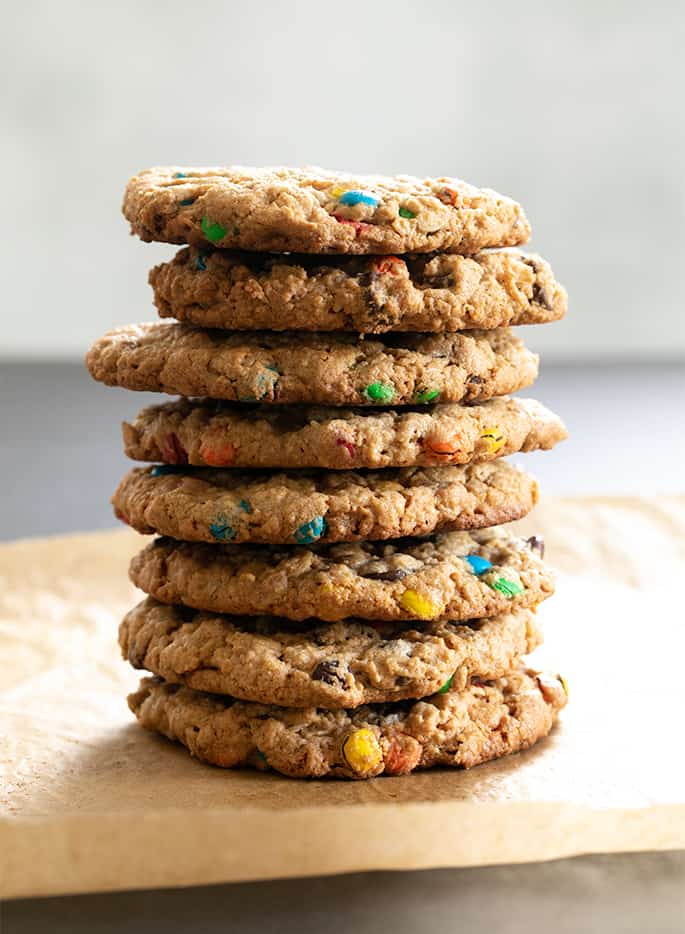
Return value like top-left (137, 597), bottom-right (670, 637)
top-left (86, 324), bottom-right (537, 406)
top-left (123, 166), bottom-right (530, 255)
top-left (123, 396), bottom-right (567, 470)
top-left (113, 461), bottom-right (539, 546)
top-left (129, 529), bottom-right (554, 623)
top-left (128, 668), bottom-right (566, 778)
top-left (150, 247), bottom-right (567, 334)
top-left (120, 597), bottom-right (543, 708)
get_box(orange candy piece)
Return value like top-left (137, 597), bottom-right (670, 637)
top-left (424, 437), bottom-right (462, 462)
top-left (199, 440), bottom-right (236, 467)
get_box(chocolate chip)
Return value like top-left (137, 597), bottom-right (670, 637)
top-left (362, 567), bottom-right (410, 582)
top-left (532, 282), bottom-right (553, 310)
top-left (467, 375), bottom-right (485, 385)
top-left (526, 535), bottom-right (545, 559)
top-left (311, 660), bottom-right (346, 685)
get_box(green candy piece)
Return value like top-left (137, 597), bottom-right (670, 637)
top-left (201, 215), bottom-right (227, 243)
top-left (490, 576), bottom-right (525, 598)
top-left (415, 388), bottom-right (440, 403)
top-left (363, 381), bottom-right (395, 403)
top-left (399, 206), bottom-right (416, 219)
top-left (437, 674), bottom-right (454, 694)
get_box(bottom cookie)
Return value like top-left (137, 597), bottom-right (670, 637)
top-left (128, 669), bottom-right (567, 779)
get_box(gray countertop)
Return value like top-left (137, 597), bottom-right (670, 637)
top-left (2, 360), bottom-right (684, 931)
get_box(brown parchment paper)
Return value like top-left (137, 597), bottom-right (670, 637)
top-left (2, 496), bottom-right (685, 900)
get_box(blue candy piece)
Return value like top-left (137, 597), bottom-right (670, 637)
top-left (294, 516), bottom-right (327, 544)
top-left (210, 516), bottom-right (236, 541)
top-left (173, 171), bottom-right (187, 178)
top-left (151, 464), bottom-right (186, 477)
top-left (338, 189), bottom-right (379, 208)
top-left (179, 198), bottom-right (194, 206)
top-left (195, 252), bottom-right (208, 271)
top-left (465, 554), bottom-right (492, 575)
top-left (238, 499), bottom-right (252, 513)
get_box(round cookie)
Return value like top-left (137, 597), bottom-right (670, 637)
top-left (120, 597), bottom-right (543, 708)
top-left (123, 396), bottom-right (567, 470)
top-left (113, 461), bottom-right (539, 546)
top-left (129, 529), bottom-right (554, 623)
top-left (150, 247), bottom-right (567, 334)
top-left (123, 165), bottom-right (530, 255)
top-left (128, 668), bottom-right (567, 779)
top-left (86, 324), bottom-right (537, 406)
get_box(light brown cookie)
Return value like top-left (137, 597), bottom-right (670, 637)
top-left (112, 461), bottom-right (538, 545)
top-left (150, 247), bottom-right (566, 333)
top-left (129, 529), bottom-right (553, 623)
top-left (123, 165), bottom-right (530, 255)
top-left (123, 396), bottom-right (567, 470)
top-left (128, 668), bottom-right (567, 778)
top-left (86, 324), bottom-right (537, 406)
top-left (120, 597), bottom-right (543, 708)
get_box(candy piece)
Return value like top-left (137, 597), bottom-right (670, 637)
top-left (526, 535), bottom-right (545, 559)
top-left (399, 206), bottom-right (416, 219)
top-left (336, 436), bottom-right (356, 459)
top-left (173, 172), bottom-right (187, 179)
top-left (151, 464), bottom-right (187, 477)
top-left (415, 388), bottom-right (440, 403)
top-left (199, 440), bottom-right (235, 467)
top-left (558, 674), bottom-right (569, 697)
top-left (399, 589), bottom-right (439, 619)
top-left (329, 185), bottom-right (345, 199)
top-left (201, 216), bottom-right (227, 243)
top-left (179, 198), bottom-right (194, 206)
top-left (209, 515), bottom-right (236, 541)
top-left (237, 499), bottom-right (252, 514)
top-left (489, 576), bottom-right (525, 598)
top-left (363, 381), bottom-right (395, 403)
top-left (294, 516), bottom-right (327, 545)
top-left (465, 554), bottom-right (492, 576)
top-left (195, 252), bottom-right (208, 271)
top-left (331, 214), bottom-right (369, 236)
top-left (255, 365), bottom-right (279, 400)
top-left (161, 432), bottom-right (188, 465)
top-left (437, 673), bottom-right (454, 694)
top-left (383, 736), bottom-right (422, 776)
top-left (424, 437), bottom-right (461, 461)
top-left (338, 189), bottom-right (379, 208)
top-left (437, 187), bottom-right (458, 205)
top-left (373, 256), bottom-right (404, 275)
top-left (341, 728), bottom-right (383, 776)
top-left (480, 426), bottom-right (505, 455)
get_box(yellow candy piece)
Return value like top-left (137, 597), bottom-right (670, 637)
top-left (329, 185), bottom-right (345, 199)
top-left (399, 589), bottom-right (439, 619)
top-left (342, 728), bottom-right (383, 775)
top-left (558, 674), bottom-right (570, 697)
top-left (480, 425), bottom-right (505, 454)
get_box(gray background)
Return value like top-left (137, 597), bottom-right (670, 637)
top-left (1, 0), bottom-right (684, 360)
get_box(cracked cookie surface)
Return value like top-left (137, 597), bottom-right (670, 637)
top-left (123, 165), bottom-right (530, 255)
top-left (123, 396), bottom-right (567, 470)
top-left (128, 668), bottom-right (566, 778)
top-left (150, 247), bottom-right (566, 333)
top-left (113, 461), bottom-right (538, 545)
top-left (129, 528), bottom-right (554, 623)
top-left (86, 324), bottom-right (537, 406)
top-left (120, 597), bottom-right (542, 708)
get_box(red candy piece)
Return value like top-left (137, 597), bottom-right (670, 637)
top-left (199, 440), bottom-right (236, 467)
top-left (373, 256), bottom-right (404, 275)
top-left (437, 187), bottom-right (459, 206)
top-left (161, 432), bottom-right (188, 465)
top-left (332, 214), bottom-right (370, 237)
top-left (336, 436), bottom-right (356, 460)
top-left (384, 736), bottom-right (422, 776)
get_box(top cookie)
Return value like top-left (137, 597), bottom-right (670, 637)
top-left (151, 248), bottom-right (566, 334)
top-left (123, 166), bottom-right (530, 255)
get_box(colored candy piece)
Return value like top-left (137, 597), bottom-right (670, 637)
top-left (173, 172), bottom-right (187, 179)
top-left (199, 440), bottom-right (235, 467)
top-left (329, 185), bottom-right (345, 199)
top-left (425, 437), bottom-right (461, 461)
top-left (237, 499), bottom-right (252, 514)
top-left (438, 187), bottom-right (458, 205)
top-left (341, 728), bottom-right (383, 776)
top-left (437, 673), bottom-right (454, 694)
top-left (399, 589), bottom-right (439, 619)
top-left (480, 426), bottom-right (506, 455)
top-left (331, 214), bottom-right (369, 235)
top-left (201, 215), bottom-right (227, 243)
top-left (415, 388), bottom-right (440, 403)
top-left (558, 674), bottom-right (569, 697)
top-left (179, 198), bottom-right (194, 206)
top-left (383, 736), bottom-right (422, 776)
top-left (294, 516), bottom-right (327, 545)
top-left (338, 189), bottom-right (379, 208)
top-left (255, 365), bottom-right (279, 400)
top-left (209, 515), bottom-right (236, 541)
top-left (373, 256), bottom-right (404, 275)
top-left (161, 432), bottom-right (188, 465)
top-left (464, 554), bottom-right (492, 576)
top-left (489, 576), bottom-right (525, 598)
top-left (195, 252), bottom-right (208, 271)
top-left (363, 381), bottom-right (395, 403)
top-left (151, 464), bottom-right (187, 477)
top-left (336, 436), bottom-right (356, 459)
top-left (399, 206), bottom-right (416, 219)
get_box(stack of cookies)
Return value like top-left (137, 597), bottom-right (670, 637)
top-left (86, 166), bottom-right (569, 780)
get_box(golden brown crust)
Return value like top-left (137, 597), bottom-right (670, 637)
top-left (122, 396), bottom-right (567, 470)
top-left (123, 165), bottom-right (530, 255)
top-left (129, 529), bottom-right (555, 623)
top-left (120, 597), bottom-right (543, 708)
top-left (150, 247), bottom-right (566, 333)
top-left (86, 324), bottom-right (537, 406)
top-left (128, 668), bottom-right (566, 778)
